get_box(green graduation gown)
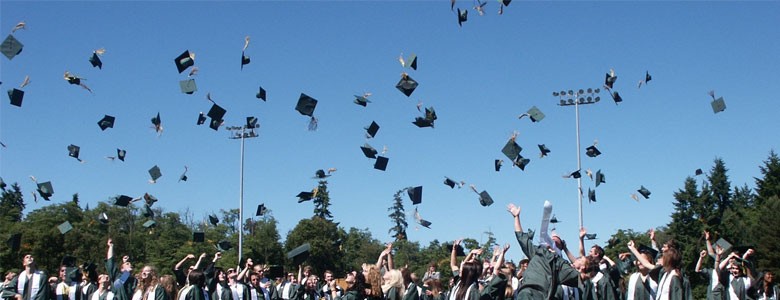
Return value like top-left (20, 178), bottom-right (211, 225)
top-left (514, 230), bottom-right (580, 300)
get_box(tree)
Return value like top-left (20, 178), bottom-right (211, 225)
top-left (388, 189), bottom-right (408, 241)
top-left (244, 216), bottom-right (285, 266)
top-left (755, 150), bottom-right (780, 206)
top-left (313, 180), bottom-right (333, 220)
top-left (708, 158), bottom-right (732, 218)
top-left (284, 217), bottom-right (343, 275)
top-left (0, 183), bottom-right (25, 223)
top-left (340, 227), bottom-right (385, 272)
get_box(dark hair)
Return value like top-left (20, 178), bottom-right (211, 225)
top-left (401, 267), bottom-right (413, 287)
top-left (188, 270), bottom-right (205, 288)
top-left (591, 245), bottom-right (605, 259)
top-left (454, 261), bottom-right (482, 300)
top-left (662, 247), bottom-right (682, 271)
top-left (349, 272), bottom-right (367, 298)
top-left (585, 256), bottom-right (600, 274)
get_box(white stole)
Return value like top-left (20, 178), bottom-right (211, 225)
top-left (18, 271), bottom-right (43, 298)
top-left (92, 290), bottom-right (114, 300)
top-left (249, 288), bottom-right (258, 300)
top-left (710, 269), bottom-right (720, 291)
top-left (656, 269), bottom-right (678, 300)
top-left (178, 286), bottom-right (193, 300)
top-left (148, 285), bottom-right (158, 300)
top-left (727, 275), bottom-right (752, 300)
top-left (591, 272), bottom-right (604, 298)
top-left (230, 284), bottom-right (242, 300)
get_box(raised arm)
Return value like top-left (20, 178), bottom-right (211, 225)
top-left (561, 239), bottom-right (578, 263)
top-left (377, 243), bottom-right (393, 269)
top-left (450, 239), bottom-right (462, 272)
top-left (704, 231), bottom-right (715, 257)
top-left (718, 252), bottom-right (737, 271)
top-left (743, 249), bottom-right (757, 281)
top-left (194, 253), bottom-right (207, 270)
top-left (695, 250), bottom-right (707, 273)
top-left (492, 244), bottom-right (510, 276)
top-left (578, 228), bottom-right (586, 258)
top-left (236, 259), bottom-right (252, 282)
top-left (176, 254), bottom-right (195, 271)
top-left (107, 238), bottom-right (114, 260)
top-left (508, 204), bottom-right (522, 232)
top-left (627, 240), bottom-right (655, 270)
top-left (386, 246), bottom-right (395, 271)
top-left (649, 229), bottom-right (658, 252)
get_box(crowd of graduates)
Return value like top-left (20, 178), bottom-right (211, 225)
top-left (2, 203), bottom-right (778, 300)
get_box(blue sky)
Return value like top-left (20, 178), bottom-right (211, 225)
top-left (1, 1), bottom-right (779, 261)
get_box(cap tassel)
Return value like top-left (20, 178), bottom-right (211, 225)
top-left (307, 117), bottom-right (318, 131)
top-left (20, 75), bottom-right (30, 88)
top-left (12, 21), bottom-right (26, 33)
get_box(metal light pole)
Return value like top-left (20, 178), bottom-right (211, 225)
top-left (553, 88), bottom-right (601, 230)
top-left (227, 117), bottom-right (259, 266)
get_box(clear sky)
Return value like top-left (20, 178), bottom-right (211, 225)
top-left (1, 1), bottom-right (779, 261)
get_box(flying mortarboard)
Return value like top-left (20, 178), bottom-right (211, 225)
top-left (180, 79), bottom-right (197, 94)
top-left (526, 106), bottom-right (545, 122)
top-left (113, 195), bottom-right (133, 207)
top-left (174, 50), bottom-right (195, 74)
top-left (216, 240), bottom-right (232, 252)
top-left (246, 116), bottom-right (259, 129)
top-left (637, 186), bottom-right (651, 199)
top-left (360, 144), bottom-right (378, 159)
top-left (446, 243), bottom-right (466, 257)
top-left (197, 112), bottom-right (207, 125)
top-left (7, 233), bottom-right (21, 252)
top-left (637, 244), bottom-right (659, 259)
top-left (588, 188), bottom-right (596, 203)
top-left (209, 215), bottom-right (219, 226)
top-left (501, 140), bottom-right (522, 162)
top-left (295, 93), bottom-right (318, 117)
top-left (604, 71), bottom-right (617, 89)
top-left (296, 191), bottom-right (314, 202)
top-left (256, 204), bottom-right (267, 216)
top-left (711, 97), bottom-right (726, 114)
top-left (207, 104), bottom-right (227, 121)
top-left (365, 121), bottom-right (380, 138)
top-left (143, 204), bottom-right (154, 218)
top-left (287, 243), bottom-right (311, 266)
top-left (151, 112), bottom-right (162, 128)
top-left (584, 233), bottom-right (597, 240)
top-left (256, 86), bottom-right (267, 101)
top-left (67, 144), bottom-right (81, 161)
top-left (143, 220), bottom-right (156, 228)
top-left (550, 215), bottom-right (560, 224)
top-left (117, 149), bottom-right (126, 161)
top-left (514, 155), bottom-right (530, 170)
top-left (412, 117), bottom-right (434, 128)
top-left (37, 181), bottom-right (54, 200)
top-left (414, 208), bottom-right (431, 228)
top-left (98, 212), bottom-right (109, 224)
top-left (7, 88), bottom-right (24, 107)
top-left (494, 159), bottom-right (502, 172)
top-left (586, 145), bottom-right (601, 158)
top-left (714, 238), bottom-right (732, 253)
top-left (565, 170), bottom-right (581, 179)
top-left (538, 144), bottom-right (550, 157)
top-left (354, 94), bottom-right (370, 107)
top-left (193, 232), bottom-right (205, 243)
top-left (58, 221), bottom-right (73, 234)
top-left (89, 52), bottom-right (102, 69)
top-left (314, 169), bottom-right (329, 179)
top-left (457, 8), bottom-right (468, 27)
top-left (595, 170), bottom-right (605, 187)
top-left (396, 74), bottom-right (418, 97)
top-left (148, 165), bottom-right (162, 183)
top-left (98, 115), bottom-right (115, 131)
top-left (1, 34), bottom-right (23, 60)
top-left (407, 186), bottom-right (422, 205)
top-left (695, 168), bottom-right (703, 176)
top-left (374, 156), bottom-right (389, 171)
top-left (241, 51), bottom-right (250, 69)
top-left (610, 91), bottom-right (622, 104)
top-left (402, 53), bottom-right (417, 70)
top-left (444, 177), bottom-right (458, 189)
top-left (478, 191), bottom-right (493, 207)
top-left (143, 193), bottom-right (158, 205)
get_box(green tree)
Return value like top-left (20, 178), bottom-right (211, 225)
top-left (244, 216), bottom-right (285, 266)
top-left (755, 150), bottom-right (780, 206)
top-left (340, 227), bottom-right (384, 272)
top-left (0, 183), bottom-right (25, 223)
top-left (284, 217), bottom-right (343, 275)
top-left (313, 180), bottom-right (333, 220)
top-left (388, 189), bottom-right (408, 241)
top-left (753, 151), bottom-right (780, 272)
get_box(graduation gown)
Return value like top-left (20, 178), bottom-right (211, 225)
top-left (402, 284), bottom-right (419, 300)
top-left (179, 286), bottom-right (207, 300)
top-left (385, 287), bottom-right (401, 300)
top-left (106, 258), bottom-right (137, 300)
top-left (54, 281), bottom-right (82, 300)
top-left (651, 268), bottom-right (684, 300)
top-left (514, 230), bottom-right (580, 300)
top-left (554, 284), bottom-right (582, 300)
top-left (582, 273), bottom-right (618, 300)
top-left (4, 270), bottom-right (51, 300)
top-left (624, 273), bottom-right (656, 300)
top-left (90, 290), bottom-right (115, 300)
top-left (81, 283), bottom-right (97, 300)
top-left (273, 282), bottom-right (296, 300)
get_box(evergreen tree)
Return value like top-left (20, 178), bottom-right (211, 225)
top-left (0, 183), bottom-right (25, 223)
top-left (708, 158), bottom-right (732, 218)
top-left (753, 151), bottom-right (780, 272)
top-left (388, 189), bottom-right (408, 241)
top-left (284, 217), bottom-right (343, 274)
top-left (313, 180), bottom-right (333, 220)
top-left (755, 150), bottom-right (780, 206)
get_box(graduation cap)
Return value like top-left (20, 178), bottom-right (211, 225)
top-left (256, 204), bottom-right (267, 216)
top-left (142, 220), bottom-right (156, 228)
top-left (148, 165), bottom-right (162, 183)
top-left (714, 238), bottom-right (732, 253)
top-left (695, 168), bottom-right (703, 176)
top-left (207, 103), bottom-right (226, 121)
top-left (638, 71), bottom-right (652, 88)
top-left (287, 243), bottom-right (311, 265)
top-left (588, 188), bottom-right (596, 203)
top-left (412, 117), bottom-right (434, 128)
top-left (151, 112), bottom-right (162, 132)
top-left (314, 169), bottom-right (330, 179)
top-left (67, 144), bottom-right (81, 161)
top-left (7, 88), bottom-right (24, 107)
top-left (604, 71), bottom-right (617, 89)
top-left (564, 169), bottom-right (581, 179)
top-left (538, 144), bottom-right (550, 158)
top-left (180, 79), bottom-right (197, 94)
top-left (550, 215), bottom-right (560, 224)
top-left (193, 232), bottom-right (205, 243)
top-left (444, 177), bottom-right (458, 189)
top-left (586, 145), bottom-right (601, 158)
top-left (637, 244), bottom-right (659, 259)
top-left (7, 233), bottom-right (21, 252)
top-left (407, 186), bottom-right (422, 205)
top-left (296, 191), bottom-right (314, 202)
top-left (711, 97), bottom-right (726, 114)
top-left (365, 121), bottom-right (380, 138)
top-left (637, 186), bottom-right (651, 199)
top-left (457, 8), bottom-right (468, 27)
top-left (396, 74), bottom-right (418, 97)
top-left (501, 140), bottom-right (522, 162)
top-left (197, 112), bottom-right (207, 125)
top-left (295, 93), bottom-right (318, 117)
top-left (446, 243), bottom-right (466, 257)
top-left (354, 94), bottom-right (371, 107)
top-left (401, 53), bottom-right (417, 70)
top-left (610, 91), bottom-right (623, 104)
top-left (209, 215), bottom-right (219, 226)
top-left (584, 233), bottom-right (597, 240)
top-left (374, 156), bottom-right (389, 171)
top-left (89, 52), bottom-right (103, 69)
top-left (413, 208), bottom-right (431, 229)
top-left (478, 191), bottom-right (493, 207)
top-left (526, 106), bottom-right (545, 122)
top-left (514, 155), bottom-right (530, 171)
top-left (37, 181), bottom-right (54, 200)
top-left (117, 149), bottom-right (126, 161)
top-left (98, 212), bottom-right (109, 225)
top-left (494, 159), bottom-right (502, 172)
top-left (1, 34), bottom-right (23, 60)
top-left (174, 50), bottom-right (195, 73)
top-left (245, 116), bottom-right (259, 129)
top-left (256, 86), bottom-right (267, 101)
top-left (143, 193), bottom-right (158, 205)
top-left (58, 221), bottom-right (73, 234)
top-left (241, 51), bottom-right (251, 69)
top-left (61, 255), bottom-right (77, 268)
top-left (360, 144), bottom-right (378, 159)
top-left (216, 240), bottom-right (232, 252)
top-left (595, 170), bottom-right (605, 187)
top-left (143, 204), bottom-right (154, 218)
top-left (113, 195), bottom-right (133, 207)
top-left (97, 115), bottom-right (115, 131)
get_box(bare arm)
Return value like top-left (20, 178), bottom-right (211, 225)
top-left (492, 244), bottom-right (510, 276)
top-left (578, 228), bottom-right (586, 257)
top-left (236, 259), bottom-right (252, 282)
top-left (628, 240), bottom-right (655, 270)
top-left (718, 252), bottom-right (737, 271)
top-left (649, 229), bottom-right (658, 251)
top-left (194, 253), bottom-right (207, 270)
top-left (695, 250), bottom-right (707, 273)
top-left (562, 240), bottom-right (578, 263)
top-left (507, 204), bottom-right (522, 232)
top-left (704, 231), bottom-right (715, 257)
top-left (386, 247), bottom-right (394, 271)
top-left (450, 239), bottom-right (461, 272)
top-left (107, 239), bottom-right (114, 259)
top-left (175, 254), bottom-right (195, 270)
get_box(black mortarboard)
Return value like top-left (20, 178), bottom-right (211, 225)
top-left (502, 0), bottom-right (511, 6)
top-left (193, 232), bottom-right (205, 243)
top-left (637, 186), bottom-right (651, 199)
top-left (174, 50), bottom-right (194, 74)
top-left (457, 8), bottom-right (468, 27)
top-left (241, 51), bottom-right (250, 69)
top-left (144, 193), bottom-right (157, 205)
top-left (494, 159), bottom-right (502, 172)
top-left (446, 243), bottom-right (466, 257)
top-left (695, 168), bottom-right (703, 176)
top-left (1, 34), bottom-right (23, 60)
top-left (478, 191), bottom-right (493, 207)
top-left (207, 104), bottom-right (226, 121)
top-left (209, 118), bottom-right (222, 131)
top-left (611, 91), bottom-right (623, 104)
top-left (711, 97), bottom-right (726, 114)
top-left (287, 243), bottom-right (311, 266)
top-left (180, 79), bottom-right (197, 94)
top-left (247, 116), bottom-right (259, 129)
top-left (98, 212), bottom-right (109, 224)
top-left (584, 233), bottom-right (597, 240)
top-left (89, 52), bottom-right (102, 69)
top-left (365, 121), bottom-right (380, 138)
top-left (403, 54), bottom-right (417, 70)
top-left (61, 255), bottom-right (77, 267)
top-left (527, 106), bottom-right (545, 122)
top-left (637, 244), bottom-right (659, 259)
top-left (143, 204), bottom-right (154, 218)
top-left (354, 94), bottom-right (370, 107)
top-left (407, 186), bottom-right (422, 205)
top-left (98, 115), bottom-right (115, 131)
top-left (216, 240), bottom-right (232, 252)
top-left (501, 140), bottom-right (522, 162)
top-left (586, 146), bottom-right (601, 158)
top-left (604, 72), bottom-right (617, 89)
top-left (374, 156), bottom-right (389, 171)
top-left (113, 195), bottom-right (133, 207)
top-left (413, 117), bottom-right (434, 128)
top-left (151, 112), bottom-right (161, 127)
top-left (296, 93), bottom-right (318, 117)
top-left (417, 218), bottom-right (432, 228)
top-left (595, 170), bottom-right (605, 187)
top-left (256, 86), bottom-right (267, 101)
top-left (538, 144), bottom-right (550, 157)
top-left (296, 191), bottom-right (314, 202)
top-left (8, 88), bottom-right (24, 107)
top-left (143, 220), bottom-right (156, 228)
top-left (360, 144), bottom-right (378, 159)
top-left (149, 165), bottom-right (162, 182)
top-left (567, 170), bottom-right (581, 179)
top-left (395, 74), bottom-right (418, 97)
top-left (644, 71), bottom-right (652, 83)
top-left (714, 238), bottom-right (732, 253)
top-left (66, 144), bottom-right (82, 161)
top-left (7, 233), bottom-right (21, 252)
top-left (209, 215), bottom-right (219, 226)
top-left (314, 169), bottom-right (329, 179)
top-left (37, 181), bottom-right (54, 200)
top-left (197, 112), bottom-right (207, 125)
top-left (58, 221), bottom-right (73, 234)
top-left (515, 155), bottom-right (530, 170)
top-left (117, 149), bottom-right (126, 161)
top-left (444, 177), bottom-right (457, 189)
top-left (267, 265), bottom-right (284, 279)
top-left (550, 215), bottom-right (560, 224)
top-left (256, 204), bottom-right (267, 216)
top-left (588, 188), bottom-right (596, 203)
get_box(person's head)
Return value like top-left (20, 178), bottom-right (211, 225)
top-left (584, 256), bottom-right (600, 279)
top-left (424, 279), bottom-right (442, 297)
top-left (98, 274), bottom-right (110, 287)
top-left (305, 275), bottom-right (318, 290)
top-left (227, 268), bottom-right (237, 281)
top-left (5, 271), bottom-right (18, 282)
top-left (215, 267), bottom-right (227, 282)
top-left (188, 270), bottom-right (205, 288)
top-left (23, 255), bottom-right (35, 269)
top-left (140, 265), bottom-right (157, 281)
top-left (59, 266), bottom-right (68, 280)
top-left (763, 270), bottom-right (775, 284)
top-left (381, 269), bottom-right (403, 293)
top-left (287, 273), bottom-right (296, 283)
top-left (516, 259), bottom-right (529, 278)
top-left (303, 266), bottom-right (313, 277)
top-left (635, 251), bottom-right (655, 272)
top-left (428, 263), bottom-right (437, 273)
top-left (589, 245), bottom-right (604, 260)
top-left (323, 270), bottom-right (334, 282)
top-left (661, 246), bottom-right (682, 271)
top-left (455, 261), bottom-right (484, 300)
top-left (348, 272), bottom-right (366, 296)
top-left (344, 272), bottom-right (356, 289)
top-left (250, 272), bottom-right (261, 287)
top-left (661, 239), bottom-right (679, 253)
top-left (728, 262), bottom-right (744, 277)
top-left (159, 275), bottom-right (178, 298)
top-left (121, 261), bottom-right (133, 273)
top-left (364, 265), bottom-right (382, 297)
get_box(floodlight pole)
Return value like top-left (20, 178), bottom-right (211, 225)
top-left (228, 123), bottom-right (259, 266)
top-left (554, 88), bottom-right (601, 230)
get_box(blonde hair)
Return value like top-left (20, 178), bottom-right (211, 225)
top-left (381, 269), bottom-right (404, 297)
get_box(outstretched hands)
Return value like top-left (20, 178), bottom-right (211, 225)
top-left (506, 204), bottom-right (521, 217)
